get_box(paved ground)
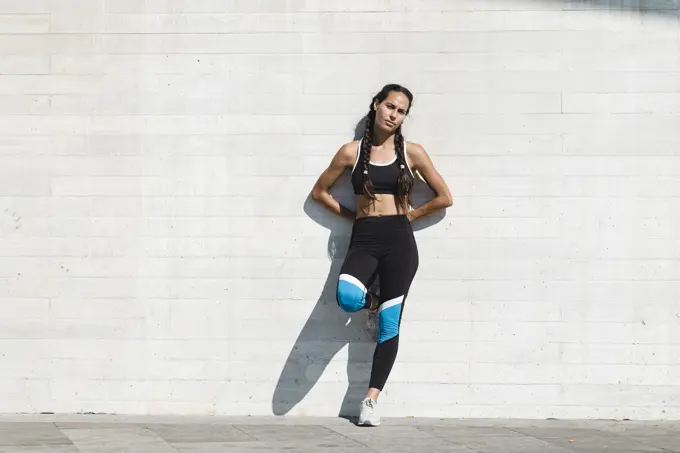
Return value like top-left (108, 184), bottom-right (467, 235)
top-left (0, 415), bottom-right (678, 452)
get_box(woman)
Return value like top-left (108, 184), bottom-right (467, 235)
top-left (310, 84), bottom-right (453, 426)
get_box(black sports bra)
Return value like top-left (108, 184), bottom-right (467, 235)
top-left (351, 139), bottom-right (414, 195)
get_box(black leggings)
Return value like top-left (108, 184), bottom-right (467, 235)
top-left (336, 214), bottom-right (419, 391)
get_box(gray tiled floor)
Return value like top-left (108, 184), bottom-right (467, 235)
top-left (0, 416), bottom-right (678, 452)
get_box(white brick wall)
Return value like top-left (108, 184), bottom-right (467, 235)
top-left (1, 0), bottom-right (680, 419)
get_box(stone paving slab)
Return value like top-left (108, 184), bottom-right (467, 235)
top-left (329, 424), bottom-right (479, 452)
top-left (60, 427), bottom-right (177, 453)
top-left (171, 441), bottom-right (273, 453)
top-left (0, 416), bottom-right (678, 453)
top-left (597, 423), bottom-right (680, 452)
top-left (0, 423), bottom-right (72, 447)
top-left (509, 427), bottom-right (666, 452)
top-left (0, 448), bottom-right (80, 453)
top-left (143, 424), bottom-right (253, 443)
top-left (417, 426), bottom-right (578, 453)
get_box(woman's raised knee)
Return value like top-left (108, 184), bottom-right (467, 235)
top-left (336, 273), bottom-right (366, 313)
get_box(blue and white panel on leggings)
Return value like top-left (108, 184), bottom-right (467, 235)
top-left (378, 295), bottom-right (404, 343)
top-left (337, 273), bottom-right (367, 313)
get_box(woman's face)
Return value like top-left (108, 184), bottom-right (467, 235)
top-left (374, 91), bottom-right (410, 134)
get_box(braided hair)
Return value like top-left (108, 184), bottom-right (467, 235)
top-left (360, 84), bottom-right (415, 211)
top-left (394, 124), bottom-right (413, 209)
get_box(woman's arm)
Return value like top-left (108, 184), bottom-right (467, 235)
top-left (406, 143), bottom-right (454, 222)
top-left (310, 142), bottom-right (357, 221)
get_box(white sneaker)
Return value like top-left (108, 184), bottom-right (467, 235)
top-left (358, 398), bottom-right (381, 426)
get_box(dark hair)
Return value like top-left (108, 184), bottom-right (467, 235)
top-left (361, 83), bottom-right (414, 211)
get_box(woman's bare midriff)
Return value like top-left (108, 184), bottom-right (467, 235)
top-left (355, 194), bottom-right (409, 219)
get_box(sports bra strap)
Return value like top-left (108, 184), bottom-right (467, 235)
top-left (402, 139), bottom-right (414, 177)
top-left (352, 139), bottom-right (362, 173)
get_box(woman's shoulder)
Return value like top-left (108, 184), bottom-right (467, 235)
top-left (333, 140), bottom-right (361, 167)
top-left (343, 139), bottom-right (361, 150)
top-left (340, 140), bottom-right (361, 157)
top-left (405, 141), bottom-right (431, 172)
top-left (405, 141), bottom-right (427, 158)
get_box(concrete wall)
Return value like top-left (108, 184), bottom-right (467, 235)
top-left (1, 0), bottom-right (680, 419)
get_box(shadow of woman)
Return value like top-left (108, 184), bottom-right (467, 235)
top-left (272, 117), bottom-right (446, 420)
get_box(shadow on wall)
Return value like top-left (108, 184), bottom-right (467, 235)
top-left (269, 0), bottom-right (679, 420)
top-left (545, 0), bottom-right (679, 15)
top-left (271, 117), bottom-right (445, 419)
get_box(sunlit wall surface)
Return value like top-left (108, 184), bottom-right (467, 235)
top-left (1, 0), bottom-right (679, 419)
